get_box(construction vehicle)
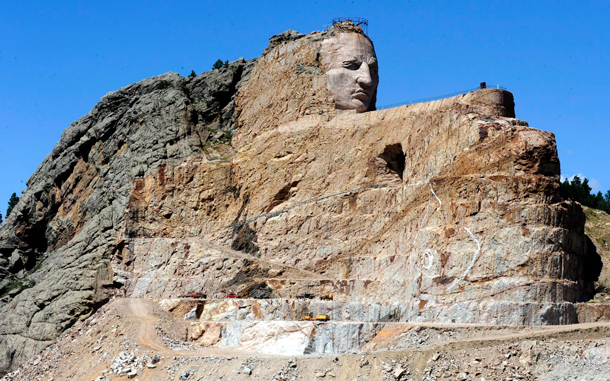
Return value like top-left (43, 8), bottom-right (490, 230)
top-left (299, 312), bottom-right (315, 321)
top-left (316, 314), bottom-right (330, 321)
top-left (180, 292), bottom-right (206, 299)
top-left (296, 293), bottom-right (314, 299)
top-left (320, 294), bottom-right (333, 301)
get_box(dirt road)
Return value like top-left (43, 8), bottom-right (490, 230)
top-left (4, 298), bottom-right (610, 381)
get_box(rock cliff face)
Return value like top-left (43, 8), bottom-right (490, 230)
top-left (0, 29), bottom-right (602, 374)
top-left (0, 59), bottom-right (254, 374)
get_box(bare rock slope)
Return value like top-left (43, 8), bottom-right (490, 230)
top-left (0, 59), bottom-right (254, 374)
top-left (0, 29), bottom-right (604, 375)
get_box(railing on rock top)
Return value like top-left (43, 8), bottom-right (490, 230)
top-left (377, 84), bottom-right (507, 110)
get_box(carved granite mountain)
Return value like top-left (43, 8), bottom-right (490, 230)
top-left (0, 29), bottom-right (602, 375)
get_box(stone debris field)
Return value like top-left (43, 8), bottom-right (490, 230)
top-left (2, 298), bottom-right (610, 380)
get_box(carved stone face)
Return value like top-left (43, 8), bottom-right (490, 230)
top-left (321, 32), bottom-right (379, 112)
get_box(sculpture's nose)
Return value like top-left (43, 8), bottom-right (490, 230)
top-left (357, 62), bottom-right (373, 87)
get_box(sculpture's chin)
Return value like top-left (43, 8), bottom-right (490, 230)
top-left (352, 99), bottom-right (369, 113)
top-left (336, 98), bottom-right (369, 113)
top-left (355, 104), bottom-right (369, 113)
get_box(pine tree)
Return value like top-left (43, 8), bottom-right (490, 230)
top-left (0, 210), bottom-right (3, 223)
top-left (6, 193), bottom-right (19, 218)
top-left (188, 70), bottom-right (196, 78)
top-left (593, 191), bottom-right (605, 209)
top-left (212, 59), bottom-right (224, 70)
top-left (560, 176), bottom-right (610, 214)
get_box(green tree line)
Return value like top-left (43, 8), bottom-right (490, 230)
top-left (561, 176), bottom-right (610, 214)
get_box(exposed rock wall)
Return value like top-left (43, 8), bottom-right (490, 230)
top-left (167, 297), bottom-right (610, 326)
top-left (117, 31), bottom-right (600, 319)
top-left (0, 60), bottom-right (254, 374)
top-left (185, 320), bottom-right (386, 356)
top-left (233, 30), bottom-right (336, 147)
top-left (229, 89), bottom-right (599, 307)
top-left (123, 85), bottom-right (600, 317)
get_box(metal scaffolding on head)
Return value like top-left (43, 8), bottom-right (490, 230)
top-left (330, 17), bottom-right (369, 35)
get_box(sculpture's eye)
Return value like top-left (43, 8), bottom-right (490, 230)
top-left (368, 59), bottom-right (378, 73)
top-left (342, 60), bottom-right (361, 70)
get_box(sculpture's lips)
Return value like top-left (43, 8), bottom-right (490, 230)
top-left (352, 89), bottom-right (370, 100)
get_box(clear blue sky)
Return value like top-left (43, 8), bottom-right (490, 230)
top-left (1, 0), bottom-right (609, 216)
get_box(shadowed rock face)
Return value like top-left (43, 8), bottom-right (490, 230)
top-left (0, 60), bottom-right (255, 375)
top-left (0, 29), bottom-right (602, 375)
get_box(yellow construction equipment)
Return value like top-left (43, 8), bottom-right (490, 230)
top-left (316, 314), bottom-right (330, 321)
top-left (321, 294), bottom-right (333, 300)
top-left (299, 312), bottom-right (315, 321)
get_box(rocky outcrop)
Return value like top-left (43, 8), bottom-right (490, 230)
top-left (0, 28), bottom-right (603, 375)
top-left (184, 319), bottom-right (384, 356)
top-left (0, 59), bottom-right (254, 374)
top-left (584, 206), bottom-right (610, 303)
